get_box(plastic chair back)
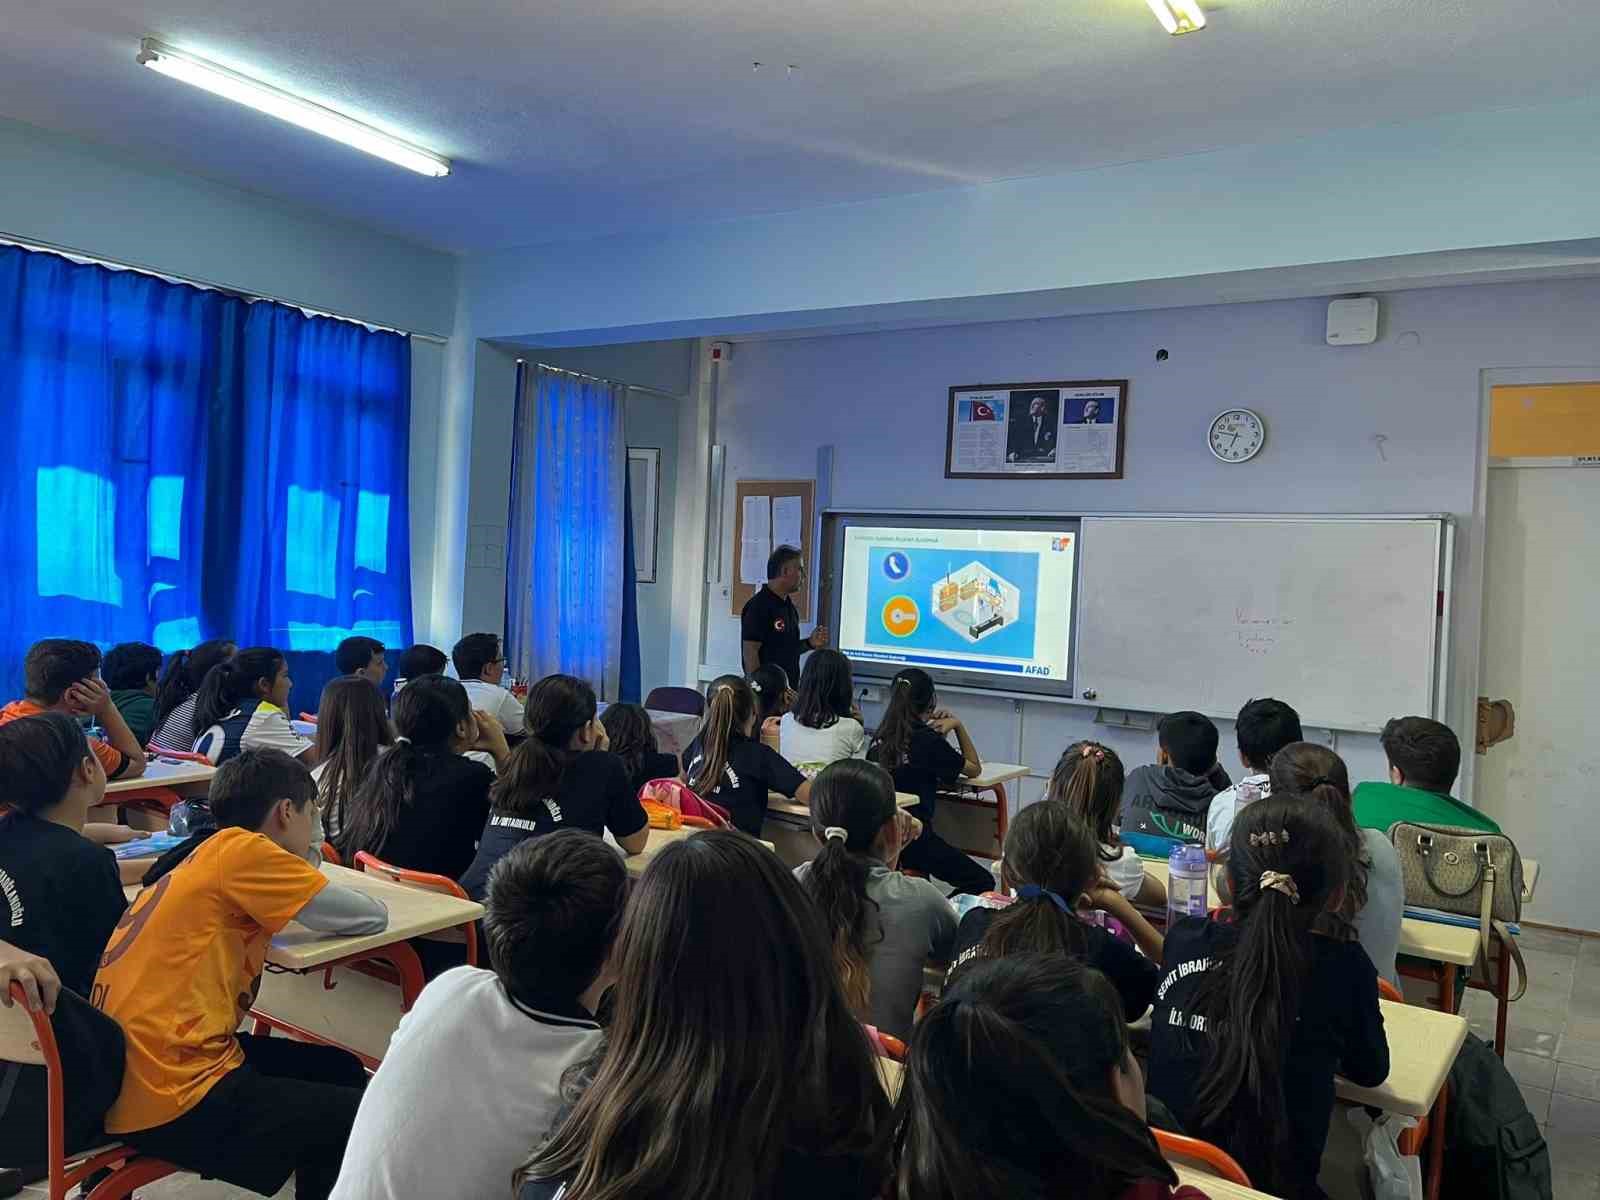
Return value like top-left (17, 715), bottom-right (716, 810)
top-left (321, 841), bottom-right (343, 866)
top-left (4, 983), bottom-right (179, 1200)
top-left (862, 1024), bottom-right (908, 1062)
top-left (644, 687), bottom-right (706, 717)
top-left (1378, 977), bottom-right (1405, 1003)
top-left (353, 851), bottom-right (479, 965)
top-left (1152, 1129), bottom-right (1253, 1187)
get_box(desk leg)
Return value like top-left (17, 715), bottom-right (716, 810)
top-left (1426, 1081), bottom-right (1450, 1200)
top-left (992, 783), bottom-right (1009, 851)
top-left (1440, 963), bottom-right (1457, 1014)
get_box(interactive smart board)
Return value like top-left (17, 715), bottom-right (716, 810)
top-left (836, 522), bottom-right (1078, 693)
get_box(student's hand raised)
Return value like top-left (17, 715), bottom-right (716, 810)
top-left (0, 941), bottom-right (61, 1014)
top-left (65, 676), bottom-right (113, 718)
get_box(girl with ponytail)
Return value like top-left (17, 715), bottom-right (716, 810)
top-left (896, 954), bottom-right (1207, 1200)
top-left (747, 663), bottom-right (794, 739)
top-left (867, 668), bottom-right (993, 896)
top-left (1047, 740), bottom-right (1162, 907)
top-left (336, 675), bottom-right (498, 881)
top-left (949, 799), bottom-right (1162, 1019)
top-left (192, 647), bottom-right (318, 768)
top-left (460, 675), bottom-right (648, 900)
top-left (149, 638), bottom-right (235, 752)
top-left (684, 675), bottom-right (809, 836)
top-left (1146, 796), bottom-right (1389, 1198)
top-left (1270, 742), bottom-right (1404, 986)
top-left (794, 759), bottom-right (953, 1038)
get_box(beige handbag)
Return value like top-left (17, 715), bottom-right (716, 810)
top-left (1388, 821), bottom-right (1527, 1002)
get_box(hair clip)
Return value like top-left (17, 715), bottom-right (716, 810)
top-left (1259, 870), bottom-right (1301, 903)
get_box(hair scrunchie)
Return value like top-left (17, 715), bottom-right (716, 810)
top-left (393, 736), bottom-right (412, 745)
top-left (1259, 870), bottom-right (1301, 903)
top-left (823, 826), bottom-right (849, 843)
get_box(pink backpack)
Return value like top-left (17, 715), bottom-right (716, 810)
top-left (639, 778), bottom-right (732, 829)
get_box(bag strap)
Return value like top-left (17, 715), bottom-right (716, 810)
top-left (1495, 920), bottom-right (1529, 1004)
top-left (1416, 831), bottom-right (1488, 899)
top-left (1477, 862), bottom-right (1495, 965)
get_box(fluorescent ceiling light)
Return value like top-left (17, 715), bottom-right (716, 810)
top-left (136, 37), bottom-right (450, 177)
top-left (1146, 0), bottom-right (1207, 35)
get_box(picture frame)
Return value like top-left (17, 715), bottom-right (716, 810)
top-left (945, 379), bottom-right (1128, 480)
top-left (627, 447), bottom-right (661, 583)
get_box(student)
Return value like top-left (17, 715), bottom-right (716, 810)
top-left (460, 675), bottom-right (648, 900)
top-left (1147, 797), bottom-right (1389, 1199)
top-left (793, 759), bottom-right (955, 1040)
top-left (895, 954), bottom-right (1212, 1200)
top-left (869, 667), bottom-right (994, 896)
top-left (600, 701), bottom-right (680, 796)
top-left (331, 831), bottom-right (622, 1200)
top-left (311, 677), bottom-right (395, 844)
top-left (453, 631), bottom-right (525, 734)
top-left (193, 646), bottom-right (317, 767)
top-left (334, 636), bottom-right (387, 688)
top-left (391, 643), bottom-right (448, 695)
top-left (1272, 742), bottom-right (1404, 986)
top-left (948, 799), bottom-right (1161, 1019)
top-left (1204, 697), bottom-right (1302, 854)
top-left (516, 830), bottom-right (890, 1200)
top-left (1352, 716), bottom-right (1499, 833)
top-left (94, 748), bottom-right (388, 1200)
top-left (0, 638), bottom-right (145, 780)
top-left (1050, 740), bottom-right (1162, 907)
top-left (336, 675), bottom-right (504, 881)
top-left (149, 637), bottom-right (236, 753)
top-left (1121, 710), bottom-right (1232, 844)
top-left (780, 648), bottom-right (867, 772)
top-left (0, 713), bottom-right (125, 998)
top-left (740, 544), bottom-right (828, 684)
top-left (103, 641), bottom-right (164, 746)
top-left (684, 674), bottom-right (810, 836)
top-left (748, 662), bottom-right (794, 740)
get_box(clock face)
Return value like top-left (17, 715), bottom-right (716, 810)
top-left (1209, 408), bottom-right (1266, 463)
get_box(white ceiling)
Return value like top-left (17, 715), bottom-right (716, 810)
top-left (3, 0), bottom-right (1598, 254)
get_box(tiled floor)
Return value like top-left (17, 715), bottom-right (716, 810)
top-left (23, 927), bottom-right (1600, 1198)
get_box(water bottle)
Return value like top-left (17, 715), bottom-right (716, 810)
top-left (1167, 843), bottom-right (1210, 928)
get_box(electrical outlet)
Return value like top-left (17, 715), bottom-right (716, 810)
top-left (858, 684), bottom-right (882, 704)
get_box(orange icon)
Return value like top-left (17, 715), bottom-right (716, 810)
top-left (882, 595), bottom-right (920, 637)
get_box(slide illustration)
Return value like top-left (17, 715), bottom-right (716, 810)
top-left (933, 562), bottom-right (1021, 641)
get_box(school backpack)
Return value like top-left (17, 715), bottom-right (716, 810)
top-left (638, 777), bottom-right (732, 829)
top-left (1442, 1032), bottom-right (1552, 1200)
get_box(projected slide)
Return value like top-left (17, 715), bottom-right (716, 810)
top-left (839, 526), bottom-right (1077, 682)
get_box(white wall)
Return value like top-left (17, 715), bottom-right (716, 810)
top-left (461, 341), bottom-right (693, 696)
top-left (0, 116), bottom-right (461, 639)
top-left (696, 277), bottom-right (1600, 813)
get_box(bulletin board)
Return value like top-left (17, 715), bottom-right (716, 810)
top-left (730, 479), bottom-right (816, 619)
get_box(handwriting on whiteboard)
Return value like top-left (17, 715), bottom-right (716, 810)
top-left (1234, 609), bottom-right (1294, 656)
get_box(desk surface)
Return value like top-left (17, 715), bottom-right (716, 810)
top-left (623, 826), bottom-right (776, 877)
top-left (1339, 999), bottom-right (1467, 1117)
top-left (125, 861), bottom-right (483, 971)
top-left (1139, 856), bottom-right (1484, 967)
top-left (765, 789), bottom-right (918, 820)
top-left (104, 757), bottom-right (215, 795)
top-left (962, 762), bottom-right (1029, 789)
top-left (1523, 857), bottom-right (1540, 903)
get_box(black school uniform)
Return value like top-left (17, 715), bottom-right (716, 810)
top-left (740, 584), bottom-right (804, 684)
top-left (875, 723), bottom-right (995, 897)
top-left (1146, 917), bottom-right (1390, 1200)
top-left (349, 747), bottom-right (493, 882)
top-left (626, 749), bottom-right (681, 798)
top-left (949, 904), bottom-right (1159, 1020)
top-left (683, 731), bottom-right (804, 836)
top-left (0, 813), bottom-right (126, 996)
top-left (459, 751), bottom-right (649, 900)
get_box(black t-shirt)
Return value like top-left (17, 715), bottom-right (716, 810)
top-left (0, 814), bottom-right (126, 997)
top-left (740, 584), bottom-right (804, 684)
top-left (626, 749), bottom-right (681, 798)
top-left (880, 722), bottom-right (965, 820)
top-left (1146, 917), bottom-right (1389, 1199)
top-left (459, 751), bottom-right (648, 900)
top-left (684, 731), bottom-right (806, 836)
top-left (362, 748), bottom-right (493, 882)
top-left (948, 904), bottom-right (1158, 1021)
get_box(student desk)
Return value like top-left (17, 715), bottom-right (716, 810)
top-left (938, 761), bottom-right (1029, 859)
top-left (96, 756), bottom-right (215, 830)
top-left (622, 826), bottom-right (777, 877)
top-left (765, 789), bottom-right (918, 868)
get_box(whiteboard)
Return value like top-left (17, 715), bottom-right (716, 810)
top-left (1074, 517), bottom-right (1444, 731)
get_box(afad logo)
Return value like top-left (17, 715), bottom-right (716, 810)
top-left (882, 551), bottom-right (910, 580)
top-left (1051, 535), bottom-right (1074, 552)
top-left (881, 595), bottom-right (920, 638)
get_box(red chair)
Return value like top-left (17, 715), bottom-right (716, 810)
top-left (353, 852), bottom-right (479, 967)
top-left (1152, 1129), bottom-right (1253, 1188)
top-left (143, 748), bottom-right (211, 764)
top-left (2, 983), bottom-right (181, 1200)
top-left (1376, 977), bottom-right (1433, 1162)
top-left (1378, 977), bottom-right (1405, 1003)
top-left (862, 1025), bottom-right (908, 1062)
top-left (298, 711), bottom-right (319, 724)
top-left (320, 841), bottom-right (343, 866)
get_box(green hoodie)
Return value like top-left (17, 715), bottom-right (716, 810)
top-left (110, 688), bottom-right (157, 746)
top-left (1351, 780), bottom-right (1501, 835)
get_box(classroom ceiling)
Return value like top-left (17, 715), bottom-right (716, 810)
top-left (2, 0), bottom-right (1597, 254)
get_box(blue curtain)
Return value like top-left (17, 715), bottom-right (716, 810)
top-left (0, 243), bottom-right (412, 707)
top-left (504, 364), bottom-right (640, 701)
